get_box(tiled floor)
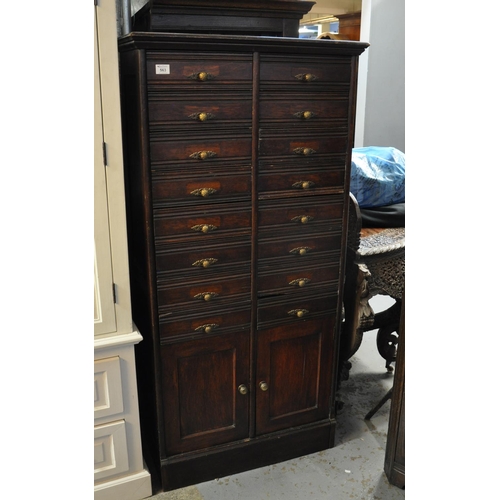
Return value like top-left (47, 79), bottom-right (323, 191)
top-left (145, 295), bottom-right (404, 500)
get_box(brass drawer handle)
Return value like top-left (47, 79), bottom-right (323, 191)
top-left (238, 384), bottom-right (248, 395)
top-left (293, 110), bottom-right (315, 120)
top-left (189, 111), bottom-right (216, 122)
top-left (259, 381), bottom-right (269, 392)
top-left (190, 187), bottom-right (218, 198)
top-left (292, 180), bottom-right (315, 190)
top-left (191, 224), bottom-right (218, 233)
top-left (289, 278), bottom-right (311, 287)
top-left (192, 258), bottom-right (218, 268)
top-left (295, 73), bottom-right (318, 82)
top-left (291, 215), bottom-right (314, 224)
top-left (289, 247), bottom-right (311, 256)
top-left (189, 71), bottom-right (215, 81)
top-left (195, 323), bottom-right (219, 334)
top-left (189, 150), bottom-right (217, 160)
top-left (293, 147), bottom-right (316, 156)
top-left (288, 309), bottom-right (309, 318)
top-left (193, 292), bottom-right (219, 302)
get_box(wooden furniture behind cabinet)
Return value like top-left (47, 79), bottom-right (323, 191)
top-left (118, 32), bottom-right (368, 492)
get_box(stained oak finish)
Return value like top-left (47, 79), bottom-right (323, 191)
top-left (119, 32), bottom-right (368, 491)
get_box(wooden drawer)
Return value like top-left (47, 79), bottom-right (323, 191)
top-left (148, 95), bottom-right (252, 128)
top-left (155, 237), bottom-right (251, 274)
top-left (259, 95), bottom-right (349, 126)
top-left (159, 304), bottom-right (251, 339)
top-left (258, 232), bottom-right (342, 262)
top-left (257, 293), bottom-right (337, 329)
top-left (258, 196), bottom-right (343, 234)
top-left (147, 53), bottom-right (253, 84)
top-left (152, 170), bottom-right (251, 206)
top-left (259, 133), bottom-right (347, 157)
top-left (150, 135), bottom-right (252, 163)
top-left (154, 203), bottom-right (251, 241)
top-left (258, 263), bottom-right (340, 295)
top-left (157, 273), bottom-right (251, 308)
top-left (258, 168), bottom-right (345, 196)
top-left (260, 56), bottom-right (351, 85)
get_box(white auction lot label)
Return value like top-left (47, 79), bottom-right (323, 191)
top-left (155, 64), bottom-right (170, 74)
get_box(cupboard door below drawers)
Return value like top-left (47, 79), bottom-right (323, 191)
top-left (161, 331), bottom-right (250, 455)
top-left (255, 316), bottom-right (335, 435)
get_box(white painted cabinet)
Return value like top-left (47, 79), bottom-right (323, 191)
top-left (94, 1), bottom-right (151, 499)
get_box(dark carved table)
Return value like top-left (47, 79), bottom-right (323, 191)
top-left (340, 194), bottom-right (405, 378)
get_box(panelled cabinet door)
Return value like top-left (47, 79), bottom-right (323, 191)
top-left (161, 331), bottom-right (251, 455)
top-left (94, 18), bottom-right (116, 336)
top-left (255, 317), bottom-right (335, 435)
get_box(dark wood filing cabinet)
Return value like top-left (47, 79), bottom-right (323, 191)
top-left (118, 32), bottom-right (368, 491)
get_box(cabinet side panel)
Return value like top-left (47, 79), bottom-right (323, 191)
top-left (120, 48), bottom-right (164, 473)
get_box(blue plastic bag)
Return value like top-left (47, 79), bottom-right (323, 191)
top-left (350, 147), bottom-right (405, 208)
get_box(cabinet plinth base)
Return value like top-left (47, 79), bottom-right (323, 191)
top-left (160, 419), bottom-right (336, 491)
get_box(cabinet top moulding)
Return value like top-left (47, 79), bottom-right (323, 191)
top-left (118, 32), bottom-right (369, 56)
top-left (131, 0), bottom-right (317, 36)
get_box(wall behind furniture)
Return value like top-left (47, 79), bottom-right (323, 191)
top-left (355, 0), bottom-right (404, 151)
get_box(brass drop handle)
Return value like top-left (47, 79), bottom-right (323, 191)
top-left (292, 180), bottom-right (315, 190)
top-left (293, 110), bottom-right (316, 120)
top-left (259, 381), bottom-right (269, 392)
top-left (189, 71), bottom-right (215, 81)
top-left (195, 323), bottom-right (219, 334)
top-left (193, 292), bottom-right (219, 301)
top-left (192, 258), bottom-right (218, 268)
top-left (238, 384), bottom-right (248, 395)
top-left (291, 215), bottom-right (314, 224)
top-left (289, 247), bottom-right (312, 256)
top-left (293, 147), bottom-right (316, 156)
top-left (295, 73), bottom-right (318, 82)
top-left (190, 187), bottom-right (218, 198)
top-left (189, 150), bottom-right (217, 160)
top-left (191, 224), bottom-right (218, 233)
top-left (288, 309), bottom-right (309, 318)
top-left (189, 111), bottom-right (216, 122)
top-left (289, 278), bottom-right (311, 287)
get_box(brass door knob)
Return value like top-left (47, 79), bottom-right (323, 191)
top-left (259, 381), bottom-right (269, 392)
top-left (238, 384), bottom-right (248, 395)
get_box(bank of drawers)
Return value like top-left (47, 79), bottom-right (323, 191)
top-left (147, 52), bottom-right (348, 340)
top-left (147, 52), bottom-right (252, 342)
top-left (256, 54), bottom-right (348, 330)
